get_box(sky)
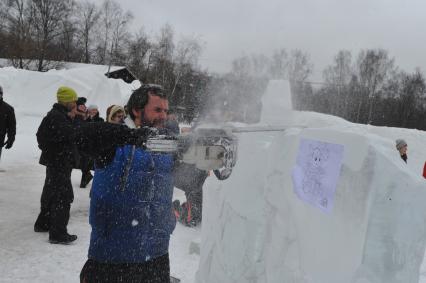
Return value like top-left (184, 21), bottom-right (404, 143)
top-left (97, 0), bottom-right (426, 81)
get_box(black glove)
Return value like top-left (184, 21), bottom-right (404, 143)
top-left (4, 138), bottom-right (14, 149)
top-left (129, 127), bottom-right (159, 147)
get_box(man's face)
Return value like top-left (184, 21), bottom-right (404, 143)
top-left (66, 101), bottom-right (77, 118)
top-left (399, 145), bottom-right (407, 155)
top-left (133, 93), bottom-right (168, 128)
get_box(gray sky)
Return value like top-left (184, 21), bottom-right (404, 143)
top-left (105, 0), bottom-right (426, 80)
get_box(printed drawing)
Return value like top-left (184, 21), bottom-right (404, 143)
top-left (292, 138), bottom-right (344, 213)
top-left (302, 145), bottom-right (329, 205)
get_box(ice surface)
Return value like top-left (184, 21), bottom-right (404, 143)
top-left (197, 80), bottom-right (426, 283)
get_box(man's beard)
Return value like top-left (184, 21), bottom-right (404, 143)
top-left (144, 118), bottom-right (165, 128)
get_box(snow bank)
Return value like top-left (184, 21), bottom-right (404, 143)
top-left (0, 66), bottom-right (138, 119)
top-left (197, 80), bottom-right (426, 283)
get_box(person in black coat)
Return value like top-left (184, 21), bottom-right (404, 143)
top-left (87, 105), bottom-right (104, 123)
top-left (34, 86), bottom-right (150, 244)
top-left (74, 97), bottom-right (94, 188)
top-left (0, 86), bottom-right (16, 161)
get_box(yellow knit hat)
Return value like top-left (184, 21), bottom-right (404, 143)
top-left (57, 86), bottom-right (78, 103)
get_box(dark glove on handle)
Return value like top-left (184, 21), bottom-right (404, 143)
top-left (129, 127), bottom-right (159, 146)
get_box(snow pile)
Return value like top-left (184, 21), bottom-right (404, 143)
top-left (197, 80), bottom-right (426, 282)
top-left (0, 66), bottom-right (139, 119)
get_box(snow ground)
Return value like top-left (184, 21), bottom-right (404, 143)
top-left (2, 68), bottom-right (426, 282)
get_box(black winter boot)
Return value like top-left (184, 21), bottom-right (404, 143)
top-left (49, 233), bottom-right (77, 244)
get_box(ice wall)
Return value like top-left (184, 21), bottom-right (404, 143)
top-left (197, 80), bottom-right (426, 283)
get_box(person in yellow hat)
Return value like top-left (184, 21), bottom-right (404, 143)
top-left (34, 86), bottom-right (79, 244)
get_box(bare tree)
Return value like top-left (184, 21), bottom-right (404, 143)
top-left (0, 0), bottom-right (9, 31)
top-left (323, 50), bottom-right (352, 116)
top-left (126, 29), bottom-right (151, 80)
top-left (2, 0), bottom-right (34, 69)
top-left (287, 49), bottom-right (313, 82)
top-left (356, 49), bottom-right (394, 123)
top-left (398, 69), bottom-right (426, 127)
top-left (58, 12), bottom-right (78, 62)
top-left (269, 48), bottom-right (288, 79)
top-left (76, 0), bottom-right (100, 63)
top-left (96, 0), bottom-right (132, 66)
top-left (149, 24), bottom-right (175, 85)
top-left (170, 35), bottom-right (202, 97)
top-left (108, 8), bottom-right (133, 67)
top-left (231, 55), bottom-right (252, 78)
top-left (29, 0), bottom-right (75, 71)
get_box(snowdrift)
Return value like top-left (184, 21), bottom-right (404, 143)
top-left (0, 66), bottom-right (139, 118)
top-left (197, 80), bottom-right (426, 283)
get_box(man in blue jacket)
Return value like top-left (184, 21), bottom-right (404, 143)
top-left (80, 84), bottom-right (177, 283)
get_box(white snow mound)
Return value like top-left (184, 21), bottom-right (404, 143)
top-left (197, 80), bottom-right (426, 283)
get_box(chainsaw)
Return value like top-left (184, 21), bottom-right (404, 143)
top-left (144, 124), bottom-right (302, 180)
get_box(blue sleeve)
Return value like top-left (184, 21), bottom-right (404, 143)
top-left (89, 192), bottom-right (108, 236)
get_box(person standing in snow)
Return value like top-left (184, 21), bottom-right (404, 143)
top-left (80, 84), bottom-right (181, 283)
top-left (34, 86), bottom-right (150, 244)
top-left (75, 97), bottom-right (94, 188)
top-left (396, 139), bottom-right (408, 163)
top-left (0, 85), bottom-right (16, 163)
top-left (87, 105), bottom-right (104, 123)
top-left (34, 86), bottom-right (80, 244)
top-left (106, 104), bottom-right (125, 124)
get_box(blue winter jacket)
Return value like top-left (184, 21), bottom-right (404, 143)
top-left (88, 144), bottom-right (176, 263)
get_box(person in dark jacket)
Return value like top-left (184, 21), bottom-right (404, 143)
top-left (34, 86), bottom-right (150, 245)
top-left (0, 86), bottom-right (16, 162)
top-left (80, 84), bottom-right (179, 283)
top-left (167, 112), bottom-right (208, 227)
top-left (106, 104), bottom-right (125, 124)
top-left (79, 104), bottom-right (103, 188)
top-left (74, 96), bottom-right (94, 188)
top-left (87, 104), bottom-right (104, 123)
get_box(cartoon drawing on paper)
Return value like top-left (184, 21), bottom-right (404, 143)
top-left (302, 145), bottom-right (329, 206)
top-left (292, 138), bottom-right (344, 213)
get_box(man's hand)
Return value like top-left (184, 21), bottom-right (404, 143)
top-left (68, 108), bottom-right (77, 119)
top-left (130, 127), bottom-right (159, 147)
top-left (4, 138), bottom-right (14, 149)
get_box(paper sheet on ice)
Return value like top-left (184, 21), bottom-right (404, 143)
top-left (292, 138), bottom-right (344, 213)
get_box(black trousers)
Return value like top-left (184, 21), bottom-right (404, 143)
top-left (80, 254), bottom-right (170, 283)
top-left (34, 166), bottom-right (73, 238)
top-left (173, 163), bottom-right (208, 221)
